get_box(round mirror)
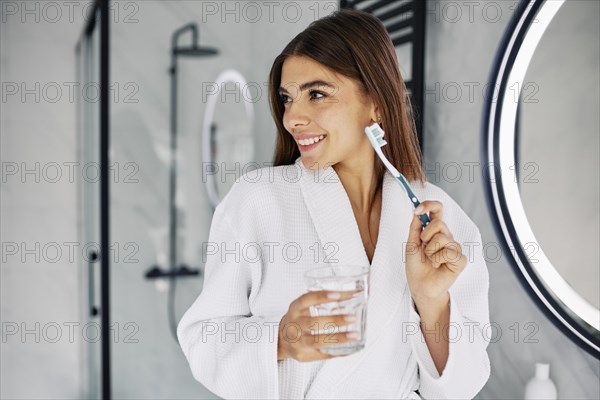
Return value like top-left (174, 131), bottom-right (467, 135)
top-left (482, 0), bottom-right (599, 358)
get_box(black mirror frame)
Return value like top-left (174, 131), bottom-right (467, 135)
top-left (481, 0), bottom-right (599, 359)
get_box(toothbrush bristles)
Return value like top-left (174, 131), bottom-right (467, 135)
top-left (369, 124), bottom-right (387, 147)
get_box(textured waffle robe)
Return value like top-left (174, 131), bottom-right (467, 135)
top-left (178, 157), bottom-right (491, 399)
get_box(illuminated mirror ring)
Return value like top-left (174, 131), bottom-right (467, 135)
top-left (202, 69), bottom-right (255, 209)
top-left (481, 0), bottom-right (599, 358)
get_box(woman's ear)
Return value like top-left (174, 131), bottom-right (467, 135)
top-left (369, 104), bottom-right (381, 124)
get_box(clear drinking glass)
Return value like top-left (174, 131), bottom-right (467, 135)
top-left (303, 265), bottom-right (370, 356)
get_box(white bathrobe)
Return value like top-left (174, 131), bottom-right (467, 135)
top-left (178, 157), bottom-right (491, 399)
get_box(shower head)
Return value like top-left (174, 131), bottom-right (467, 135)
top-left (171, 23), bottom-right (219, 59)
top-left (174, 45), bottom-right (219, 57)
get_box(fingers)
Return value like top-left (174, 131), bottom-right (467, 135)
top-left (285, 330), bottom-right (359, 362)
top-left (408, 200), bottom-right (466, 272)
top-left (298, 314), bottom-right (360, 350)
top-left (415, 200), bottom-right (443, 220)
top-left (291, 290), bottom-right (360, 317)
top-left (307, 331), bottom-right (359, 351)
top-left (296, 314), bottom-right (357, 334)
top-left (423, 233), bottom-right (457, 258)
top-left (421, 230), bottom-right (464, 269)
top-left (430, 245), bottom-right (467, 273)
top-left (408, 200), bottom-right (445, 245)
top-left (420, 218), bottom-right (452, 243)
top-left (407, 213), bottom-right (424, 246)
top-left (279, 314), bottom-right (360, 362)
top-left (426, 242), bottom-right (467, 273)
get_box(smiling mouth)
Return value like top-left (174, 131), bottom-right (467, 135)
top-left (297, 135), bottom-right (326, 146)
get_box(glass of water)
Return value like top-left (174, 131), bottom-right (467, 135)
top-left (303, 265), bottom-right (370, 356)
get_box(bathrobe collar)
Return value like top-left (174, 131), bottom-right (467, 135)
top-left (295, 157), bottom-right (416, 397)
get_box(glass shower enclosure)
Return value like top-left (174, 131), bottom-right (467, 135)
top-left (75, 1), bottom-right (260, 398)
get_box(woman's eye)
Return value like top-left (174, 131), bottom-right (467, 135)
top-left (280, 90), bottom-right (325, 105)
top-left (309, 90), bottom-right (325, 101)
top-left (279, 94), bottom-right (291, 104)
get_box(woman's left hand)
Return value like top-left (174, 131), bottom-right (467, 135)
top-left (405, 200), bottom-right (467, 308)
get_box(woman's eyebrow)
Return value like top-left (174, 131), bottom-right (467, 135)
top-left (278, 80), bottom-right (336, 94)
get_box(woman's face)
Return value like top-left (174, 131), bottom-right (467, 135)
top-left (279, 55), bottom-right (379, 171)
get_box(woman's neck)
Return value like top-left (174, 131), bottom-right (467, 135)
top-left (333, 159), bottom-right (379, 213)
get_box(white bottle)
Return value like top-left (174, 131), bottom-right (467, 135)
top-left (524, 363), bottom-right (558, 400)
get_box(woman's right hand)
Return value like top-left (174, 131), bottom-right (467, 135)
top-left (277, 290), bottom-right (359, 362)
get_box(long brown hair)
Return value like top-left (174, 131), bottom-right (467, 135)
top-left (268, 8), bottom-right (426, 192)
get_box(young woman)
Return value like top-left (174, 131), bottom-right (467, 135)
top-left (178, 9), bottom-right (490, 399)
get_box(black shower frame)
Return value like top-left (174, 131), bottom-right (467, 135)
top-left (75, 0), bottom-right (111, 398)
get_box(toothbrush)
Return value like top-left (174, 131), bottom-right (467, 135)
top-left (364, 122), bottom-right (431, 229)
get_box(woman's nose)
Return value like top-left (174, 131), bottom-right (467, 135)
top-left (283, 102), bottom-right (310, 131)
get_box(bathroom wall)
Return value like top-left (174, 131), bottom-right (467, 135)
top-left (1, 0), bottom-right (598, 399)
top-left (0, 1), bottom-right (93, 397)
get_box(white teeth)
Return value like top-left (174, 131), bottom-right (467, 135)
top-left (298, 135), bottom-right (325, 146)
